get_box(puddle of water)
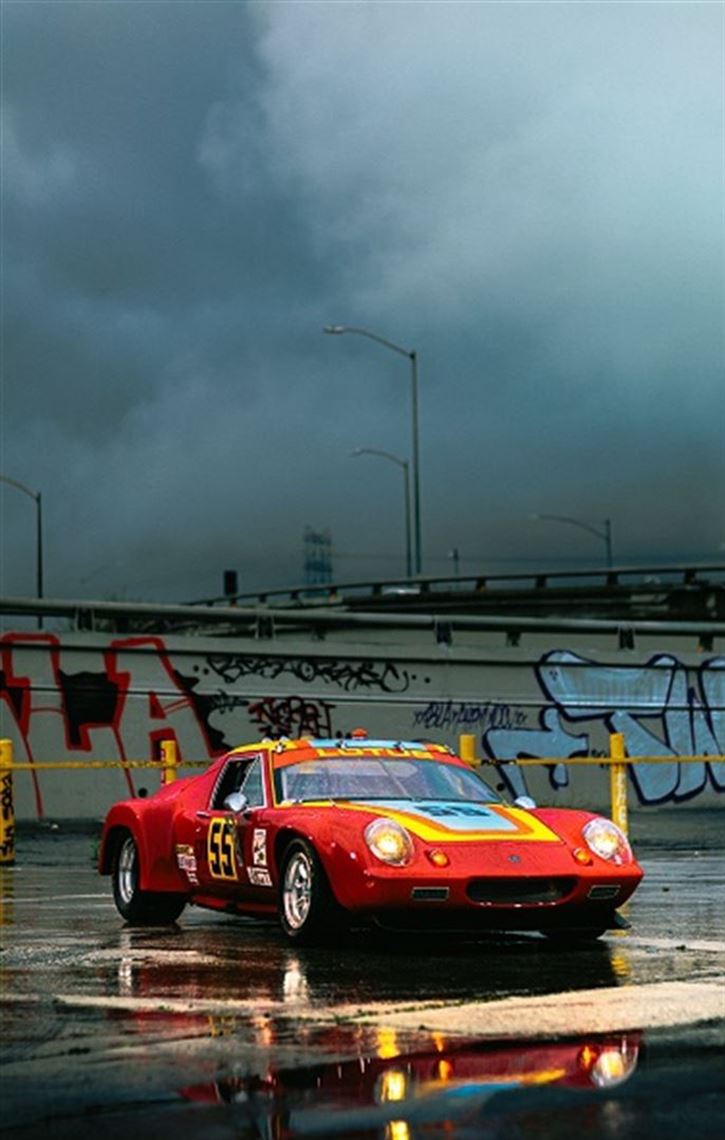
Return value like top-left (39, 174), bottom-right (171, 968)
top-left (178, 1030), bottom-right (642, 1138)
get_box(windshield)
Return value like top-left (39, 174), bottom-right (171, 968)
top-left (275, 757), bottom-right (501, 805)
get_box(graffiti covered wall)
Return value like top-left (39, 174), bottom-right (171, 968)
top-left (1, 630), bottom-right (723, 819)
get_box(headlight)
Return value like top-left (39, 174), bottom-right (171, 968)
top-left (365, 818), bottom-right (414, 866)
top-left (582, 818), bottom-right (632, 865)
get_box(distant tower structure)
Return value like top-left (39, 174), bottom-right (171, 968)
top-left (304, 527), bottom-right (333, 585)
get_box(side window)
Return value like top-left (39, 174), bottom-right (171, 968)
top-left (240, 758), bottom-right (265, 808)
top-left (213, 759), bottom-right (252, 809)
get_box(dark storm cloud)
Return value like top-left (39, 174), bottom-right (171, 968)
top-left (1, 0), bottom-right (723, 602)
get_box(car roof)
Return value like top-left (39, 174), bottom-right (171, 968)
top-left (226, 737), bottom-right (460, 771)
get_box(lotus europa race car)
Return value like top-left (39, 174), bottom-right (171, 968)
top-left (99, 734), bottom-right (643, 943)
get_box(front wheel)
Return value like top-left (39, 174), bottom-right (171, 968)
top-left (279, 839), bottom-right (345, 944)
top-left (112, 831), bottom-right (186, 925)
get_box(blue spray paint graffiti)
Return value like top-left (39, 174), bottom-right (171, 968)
top-left (483, 652), bottom-right (725, 805)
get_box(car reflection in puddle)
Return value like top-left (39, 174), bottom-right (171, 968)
top-left (181, 1030), bottom-right (641, 1139)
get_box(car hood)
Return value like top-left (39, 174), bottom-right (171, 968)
top-left (305, 799), bottom-right (563, 844)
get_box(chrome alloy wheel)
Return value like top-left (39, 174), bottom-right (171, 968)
top-left (117, 836), bottom-right (138, 906)
top-left (283, 849), bottom-right (313, 930)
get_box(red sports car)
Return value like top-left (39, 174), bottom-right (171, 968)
top-left (99, 734), bottom-right (643, 943)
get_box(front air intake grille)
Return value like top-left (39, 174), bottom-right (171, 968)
top-left (467, 877), bottom-right (576, 905)
top-left (411, 887), bottom-right (450, 902)
top-left (587, 884), bottom-right (621, 900)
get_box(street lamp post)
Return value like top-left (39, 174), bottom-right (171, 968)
top-left (352, 447), bottom-right (412, 578)
top-left (324, 325), bottom-right (422, 575)
top-left (0, 474), bottom-right (44, 625)
top-left (531, 513), bottom-right (613, 568)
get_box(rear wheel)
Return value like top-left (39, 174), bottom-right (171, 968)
top-left (112, 831), bottom-right (186, 925)
top-left (279, 839), bottom-right (345, 944)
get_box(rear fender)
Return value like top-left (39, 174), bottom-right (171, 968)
top-left (100, 802), bottom-right (188, 893)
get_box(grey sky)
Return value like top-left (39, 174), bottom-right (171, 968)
top-left (1, 0), bottom-right (723, 602)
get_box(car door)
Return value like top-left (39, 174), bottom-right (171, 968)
top-left (194, 753), bottom-right (268, 901)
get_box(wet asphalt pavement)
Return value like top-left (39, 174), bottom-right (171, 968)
top-left (0, 815), bottom-right (723, 1139)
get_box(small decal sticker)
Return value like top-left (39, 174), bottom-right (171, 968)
top-left (248, 867), bottom-right (273, 888)
top-left (252, 828), bottom-right (268, 867)
top-left (175, 844), bottom-right (199, 885)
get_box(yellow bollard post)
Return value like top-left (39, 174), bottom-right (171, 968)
top-left (160, 739), bottom-right (178, 785)
top-left (609, 732), bottom-right (629, 837)
top-left (0, 740), bottom-right (16, 865)
top-left (459, 734), bottom-right (479, 766)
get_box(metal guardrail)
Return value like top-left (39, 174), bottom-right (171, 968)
top-left (1, 594), bottom-right (724, 638)
top-left (192, 562), bottom-right (725, 608)
top-left (2, 735), bottom-right (720, 867)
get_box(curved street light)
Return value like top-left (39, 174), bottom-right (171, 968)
top-left (324, 325), bottom-right (422, 575)
top-left (351, 447), bottom-right (412, 578)
top-left (0, 474), bottom-right (44, 626)
top-left (531, 512), bottom-right (613, 568)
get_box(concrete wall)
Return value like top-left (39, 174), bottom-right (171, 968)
top-left (1, 626), bottom-right (723, 819)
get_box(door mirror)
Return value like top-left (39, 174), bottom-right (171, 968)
top-left (223, 791), bottom-right (249, 814)
top-left (514, 795), bottom-right (537, 810)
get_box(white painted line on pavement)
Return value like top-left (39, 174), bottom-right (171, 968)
top-left (0, 894), bottom-right (111, 904)
top-left (613, 936), bottom-right (725, 953)
top-left (51, 993), bottom-right (287, 1015)
top-left (22, 978), bottom-right (724, 1040)
top-left (348, 979), bottom-right (725, 1038)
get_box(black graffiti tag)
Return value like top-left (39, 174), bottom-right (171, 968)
top-left (206, 655), bottom-right (410, 694)
top-left (413, 700), bottom-right (525, 733)
top-left (247, 696), bottom-right (336, 739)
top-left (0, 772), bottom-right (14, 857)
top-left (1, 772), bottom-right (13, 822)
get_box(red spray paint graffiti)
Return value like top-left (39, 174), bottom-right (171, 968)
top-left (0, 633), bottom-right (219, 817)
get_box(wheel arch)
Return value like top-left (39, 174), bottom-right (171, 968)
top-left (275, 826), bottom-right (316, 874)
top-left (274, 826), bottom-right (332, 881)
top-left (99, 807), bottom-right (152, 888)
top-left (100, 823), bottom-right (130, 876)
top-left (274, 826), bottom-right (359, 910)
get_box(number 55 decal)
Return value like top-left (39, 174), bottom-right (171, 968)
top-left (208, 817), bottom-right (238, 880)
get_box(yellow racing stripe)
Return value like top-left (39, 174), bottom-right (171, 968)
top-left (292, 801), bottom-right (561, 843)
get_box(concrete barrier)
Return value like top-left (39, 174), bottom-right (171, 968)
top-left (2, 732), bottom-right (720, 863)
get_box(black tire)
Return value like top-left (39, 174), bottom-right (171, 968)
top-left (279, 839), bottom-right (345, 944)
top-left (111, 831), bottom-right (186, 925)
